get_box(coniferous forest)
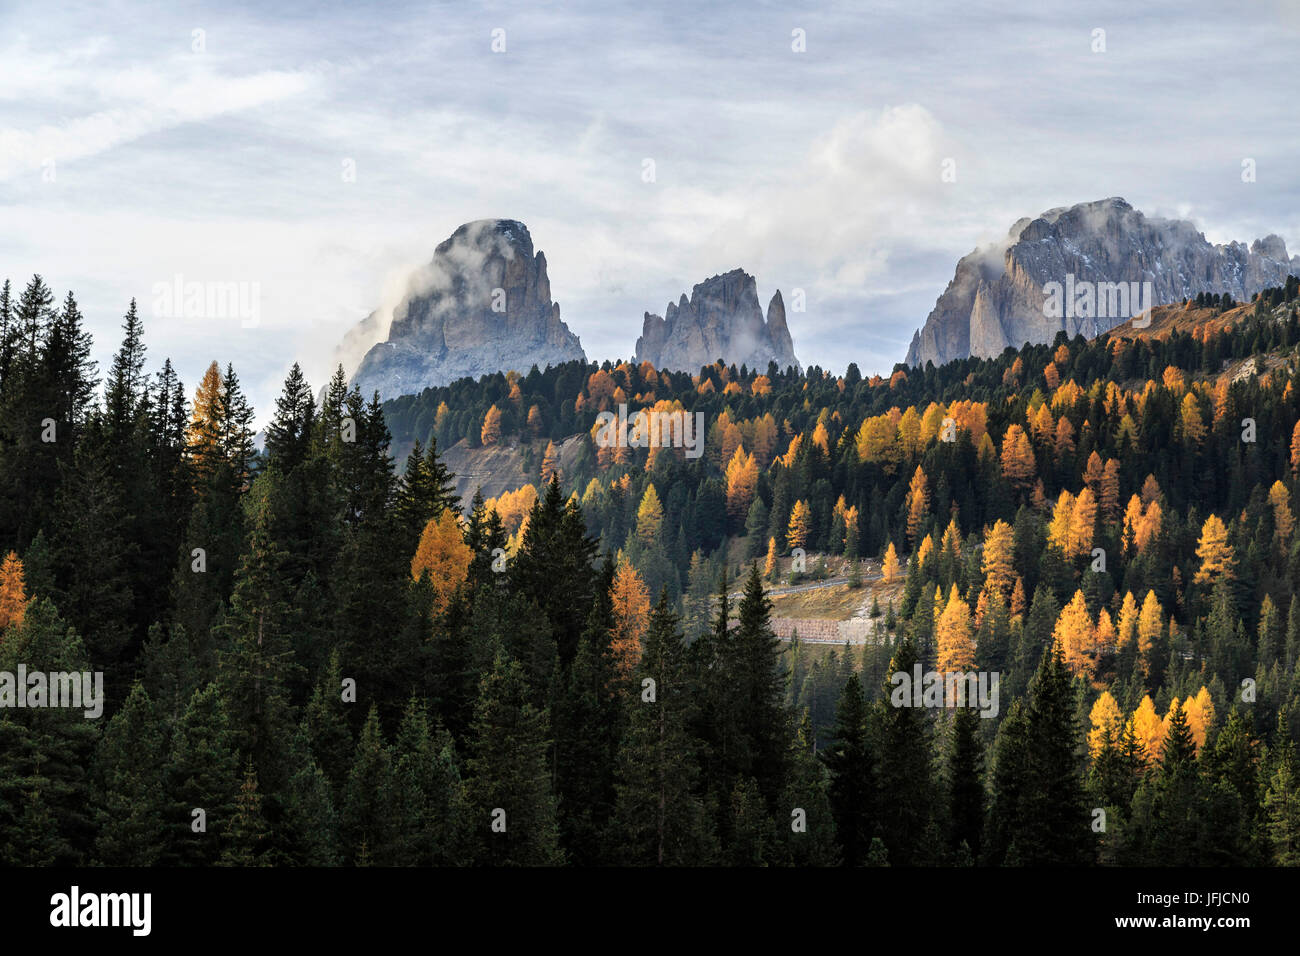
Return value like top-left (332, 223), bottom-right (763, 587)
top-left (4, 272), bottom-right (1300, 869)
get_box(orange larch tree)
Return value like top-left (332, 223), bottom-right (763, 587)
top-left (905, 465), bottom-right (930, 544)
top-left (787, 500), bottom-right (812, 551)
top-left (1054, 590), bottom-right (1095, 678)
top-left (936, 585), bottom-right (975, 676)
top-left (609, 559), bottom-right (650, 679)
top-left (0, 551), bottom-right (29, 633)
top-left (1193, 514), bottom-right (1236, 583)
top-left (480, 404), bottom-right (503, 446)
top-left (410, 510), bottom-right (473, 617)
top-left (981, 520), bottom-right (1015, 597)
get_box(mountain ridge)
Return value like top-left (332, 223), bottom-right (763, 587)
top-left (906, 197), bottom-right (1300, 367)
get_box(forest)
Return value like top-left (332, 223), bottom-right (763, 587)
top-left (1, 271), bottom-right (1299, 866)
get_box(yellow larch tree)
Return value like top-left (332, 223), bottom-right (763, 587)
top-left (898, 406), bottom-right (923, 459)
top-left (905, 465), bottom-right (930, 544)
top-left (1000, 424), bottom-right (1036, 488)
top-left (843, 506), bottom-right (859, 555)
top-left (1100, 459), bottom-right (1121, 522)
top-left (186, 360), bottom-right (224, 486)
top-left (936, 585), bottom-right (975, 676)
top-left (480, 404), bottom-right (503, 446)
top-left (636, 483), bottom-right (664, 544)
top-left (916, 535), bottom-right (936, 573)
top-left (410, 510), bottom-right (473, 617)
top-left (0, 551), bottom-right (29, 632)
top-left (1193, 514), bottom-right (1235, 583)
top-left (1047, 489), bottom-right (1075, 554)
top-left (882, 542), bottom-right (902, 583)
top-left (1068, 487), bottom-right (1097, 559)
top-left (1137, 590), bottom-right (1164, 658)
top-left (982, 520), bottom-right (1016, 597)
top-left (1094, 608), bottom-right (1117, 658)
top-left (1180, 392), bottom-right (1205, 444)
top-left (1131, 695), bottom-right (1165, 765)
top-left (724, 446), bottom-right (758, 524)
top-left (1116, 591), bottom-right (1140, 649)
top-left (1182, 686), bottom-right (1215, 753)
top-left (763, 537), bottom-right (778, 580)
top-left (940, 518), bottom-right (962, 564)
top-left (1009, 576), bottom-right (1027, 621)
top-left (541, 440), bottom-right (560, 484)
top-left (1054, 590), bottom-right (1095, 678)
top-left (811, 420), bottom-right (831, 455)
top-left (1054, 416), bottom-right (1076, 462)
top-left (787, 500), bottom-right (812, 551)
top-left (609, 559), bottom-right (650, 679)
top-left (1088, 691), bottom-right (1124, 758)
top-left (1269, 481), bottom-right (1295, 548)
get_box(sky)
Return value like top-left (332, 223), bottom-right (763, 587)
top-left (2, 0), bottom-right (1298, 424)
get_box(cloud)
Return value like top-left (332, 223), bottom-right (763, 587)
top-left (0, 37), bottom-right (316, 180)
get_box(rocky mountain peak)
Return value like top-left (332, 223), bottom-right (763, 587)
top-left (906, 198), bottom-right (1300, 367)
top-left (343, 219), bottom-right (585, 400)
top-left (634, 268), bottom-right (800, 373)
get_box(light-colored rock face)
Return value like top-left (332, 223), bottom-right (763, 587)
top-left (906, 198), bottom-right (1300, 367)
top-left (634, 268), bottom-right (801, 373)
top-left (348, 219), bottom-right (586, 400)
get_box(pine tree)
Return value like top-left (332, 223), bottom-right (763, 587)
top-left (218, 761), bottom-right (271, 866)
top-left (553, 598), bottom-right (622, 865)
top-left (610, 595), bottom-right (716, 864)
top-left (508, 475), bottom-right (599, 665)
top-left (779, 710), bottom-right (839, 865)
top-left (729, 564), bottom-right (792, 808)
top-left (1264, 710), bottom-right (1300, 865)
top-left (876, 636), bottom-right (934, 864)
top-left (947, 701), bottom-right (985, 860)
top-left (821, 675), bottom-right (874, 865)
top-left (1017, 639), bottom-right (1092, 864)
top-left (465, 654), bottom-right (564, 865)
top-left (103, 299), bottom-right (146, 441)
top-left (389, 697), bottom-right (473, 866)
top-left (340, 705), bottom-right (399, 866)
top-left (162, 683), bottom-right (241, 866)
top-left (92, 682), bottom-right (167, 865)
top-left (305, 648), bottom-right (354, 795)
top-left (264, 362), bottom-right (315, 470)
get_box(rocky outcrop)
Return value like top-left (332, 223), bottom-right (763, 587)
top-left (347, 220), bottom-right (586, 399)
top-left (906, 198), bottom-right (1300, 367)
top-left (634, 269), bottom-right (800, 373)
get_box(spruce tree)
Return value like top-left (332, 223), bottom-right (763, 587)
top-left (947, 701), bottom-right (985, 860)
top-left (610, 594), bottom-right (716, 865)
top-left (92, 682), bottom-right (168, 865)
top-left (821, 674), bottom-right (874, 865)
top-left (465, 654), bottom-right (564, 865)
top-left (875, 636), bottom-right (934, 865)
top-left (1018, 640), bottom-right (1092, 864)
